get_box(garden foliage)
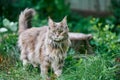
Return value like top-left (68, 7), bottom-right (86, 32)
top-left (0, 0), bottom-right (120, 80)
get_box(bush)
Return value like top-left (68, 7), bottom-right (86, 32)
top-left (111, 0), bottom-right (120, 33)
top-left (0, 18), bottom-right (18, 56)
top-left (0, 18), bottom-right (19, 70)
top-left (90, 18), bottom-right (120, 58)
top-left (0, 0), bottom-right (70, 22)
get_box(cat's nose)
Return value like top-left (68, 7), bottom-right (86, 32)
top-left (56, 35), bottom-right (59, 37)
top-left (56, 34), bottom-right (59, 37)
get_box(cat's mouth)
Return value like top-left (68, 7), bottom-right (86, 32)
top-left (54, 38), bottom-right (64, 42)
top-left (53, 37), bottom-right (67, 42)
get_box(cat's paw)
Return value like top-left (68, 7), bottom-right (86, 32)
top-left (55, 70), bottom-right (62, 77)
top-left (46, 77), bottom-right (51, 80)
top-left (32, 63), bottom-right (38, 68)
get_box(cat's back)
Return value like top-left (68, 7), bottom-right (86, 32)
top-left (18, 26), bottom-right (47, 47)
top-left (20, 26), bottom-right (47, 37)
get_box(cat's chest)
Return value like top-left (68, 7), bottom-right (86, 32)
top-left (46, 49), bottom-right (66, 63)
top-left (48, 41), bottom-right (68, 52)
top-left (46, 46), bottom-right (65, 55)
top-left (45, 44), bottom-right (66, 59)
top-left (45, 39), bottom-right (70, 61)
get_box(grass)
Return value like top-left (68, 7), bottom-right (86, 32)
top-left (58, 55), bottom-right (116, 80)
top-left (0, 64), bottom-right (41, 80)
top-left (0, 33), bottom-right (118, 80)
top-left (0, 54), bottom-right (117, 80)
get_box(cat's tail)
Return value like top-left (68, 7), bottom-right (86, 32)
top-left (18, 8), bottom-right (35, 34)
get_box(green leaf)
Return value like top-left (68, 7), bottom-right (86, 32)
top-left (3, 18), bottom-right (10, 27)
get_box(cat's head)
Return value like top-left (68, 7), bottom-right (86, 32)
top-left (48, 16), bottom-right (69, 42)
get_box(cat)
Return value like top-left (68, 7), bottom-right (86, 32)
top-left (18, 8), bottom-right (71, 79)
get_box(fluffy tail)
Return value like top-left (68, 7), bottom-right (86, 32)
top-left (18, 8), bottom-right (35, 34)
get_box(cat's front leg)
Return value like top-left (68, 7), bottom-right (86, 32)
top-left (52, 60), bottom-right (64, 77)
top-left (54, 69), bottom-right (62, 77)
top-left (40, 60), bottom-right (50, 80)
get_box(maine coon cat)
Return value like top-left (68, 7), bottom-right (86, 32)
top-left (18, 8), bottom-right (71, 79)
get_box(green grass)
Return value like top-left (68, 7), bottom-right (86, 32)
top-left (0, 31), bottom-right (118, 80)
top-left (0, 55), bottom-right (117, 80)
top-left (58, 55), bottom-right (116, 80)
top-left (0, 62), bottom-right (41, 80)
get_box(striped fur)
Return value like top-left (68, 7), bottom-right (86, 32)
top-left (18, 8), bottom-right (71, 79)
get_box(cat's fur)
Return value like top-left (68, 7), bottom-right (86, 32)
top-left (18, 8), bottom-right (71, 79)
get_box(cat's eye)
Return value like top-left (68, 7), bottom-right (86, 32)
top-left (65, 26), bottom-right (68, 29)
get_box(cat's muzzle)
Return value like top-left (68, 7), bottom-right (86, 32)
top-left (54, 37), bottom-right (63, 42)
top-left (53, 36), bottom-right (68, 42)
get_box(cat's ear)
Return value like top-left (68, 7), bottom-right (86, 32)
top-left (48, 16), bottom-right (54, 29)
top-left (61, 16), bottom-right (67, 25)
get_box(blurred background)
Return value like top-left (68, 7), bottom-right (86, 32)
top-left (0, 0), bottom-right (120, 80)
top-left (0, 0), bottom-right (120, 33)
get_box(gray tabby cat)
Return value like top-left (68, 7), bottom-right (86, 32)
top-left (18, 8), bottom-right (71, 79)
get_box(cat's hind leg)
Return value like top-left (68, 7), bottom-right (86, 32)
top-left (22, 59), bottom-right (28, 67)
top-left (20, 49), bottom-right (29, 68)
top-left (32, 63), bottom-right (38, 68)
